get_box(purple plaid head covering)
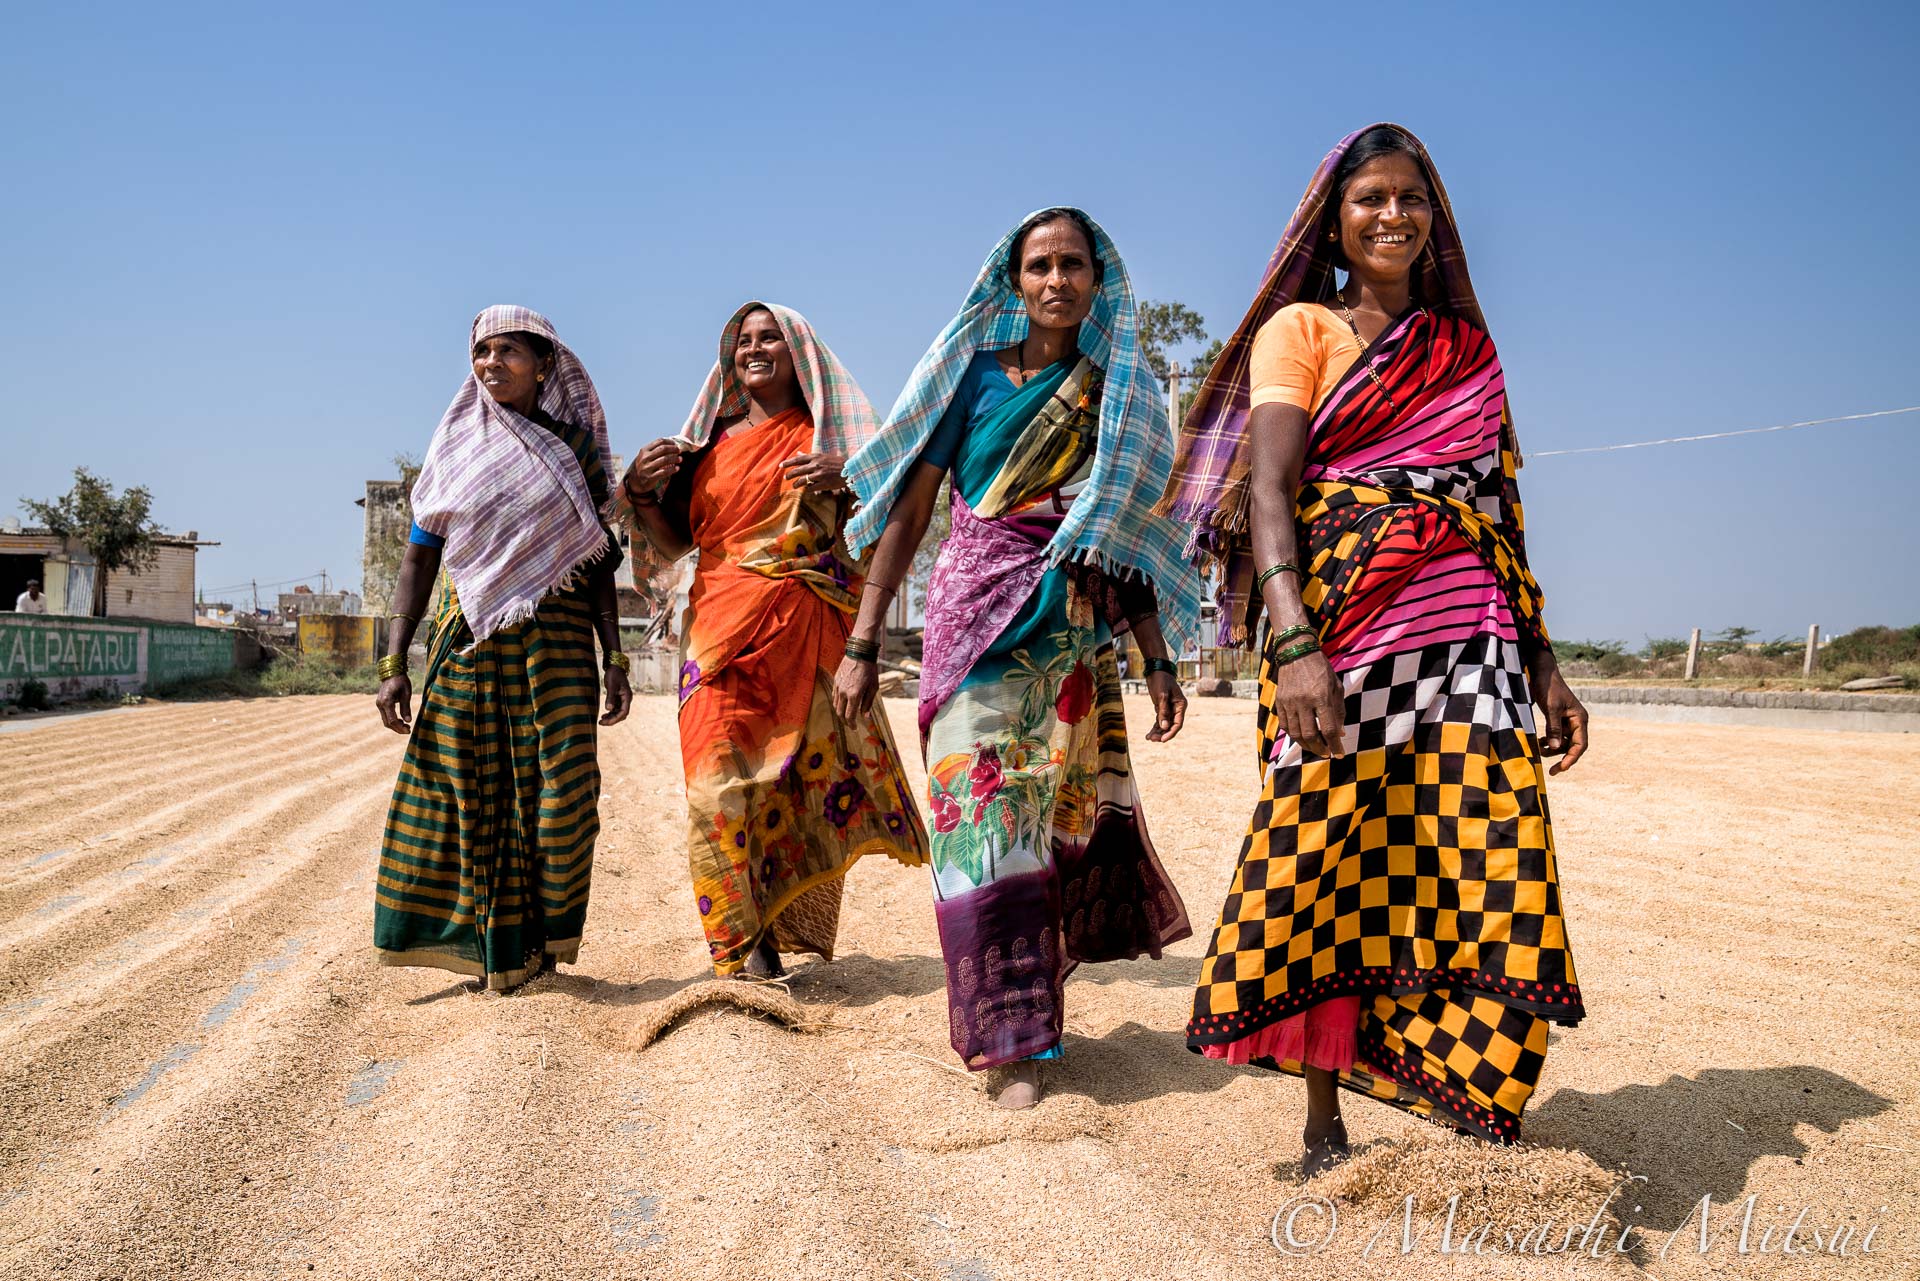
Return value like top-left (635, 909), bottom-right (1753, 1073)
top-left (1155, 124), bottom-right (1510, 560)
top-left (409, 305), bottom-right (615, 643)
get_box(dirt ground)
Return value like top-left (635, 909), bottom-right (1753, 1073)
top-left (1, 694), bottom-right (1915, 1280)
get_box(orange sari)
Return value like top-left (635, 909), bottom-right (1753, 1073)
top-left (677, 407), bottom-right (928, 973)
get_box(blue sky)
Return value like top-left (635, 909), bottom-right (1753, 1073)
top-left (5, 1), bottom-right (1915, 644)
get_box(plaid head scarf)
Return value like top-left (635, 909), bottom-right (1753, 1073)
top-left (1155, 124), bottom-right (1511, 561)
top-left (409, 305), bottom-right (616, 643)
top-left (672, 301), bottom-right (880, 454)
top-left (842, 208), bottom-right (1201, 652)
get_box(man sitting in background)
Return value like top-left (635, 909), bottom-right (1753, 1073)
top-left (14, 579), bottom-right (47, 614)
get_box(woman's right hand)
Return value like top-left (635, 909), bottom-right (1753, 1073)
top-left (375, 674), bottom-right (413, 734)
top-left (1270, 649), bottom-right (1346, 758)
top-left (832, 656), bottom-right (879, 722)
top-left (623, 439), bottom-right (684, 502)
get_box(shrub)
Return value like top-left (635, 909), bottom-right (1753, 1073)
top-left (15, 678), bottom-right (50, 711)
top-left (1825, 625), bottom-right (1920, 667)
top-left (150, 652), bottom-right (389, 701)
top-left (1596, 652), bottom-right (1640, 677)
top-left (1556, 639), bottom-right (1628, 664)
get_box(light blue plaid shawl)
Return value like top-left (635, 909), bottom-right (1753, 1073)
top-left (843, 209), bottom-right (1201, 651)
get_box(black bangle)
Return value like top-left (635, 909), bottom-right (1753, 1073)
top-left (1143, 656), bottom-right (1178, 677)
top-left (844, 637), bottom-right (881, 663)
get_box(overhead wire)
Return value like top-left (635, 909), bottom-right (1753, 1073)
top-left (1527, 405), bottom-right (1918, 459)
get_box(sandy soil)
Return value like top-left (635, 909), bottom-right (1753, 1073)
top-left (1, 694), bottom-right (1914, 1280)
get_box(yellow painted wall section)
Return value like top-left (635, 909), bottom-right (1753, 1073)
top-left (297, 614), bottom-right (385, 667)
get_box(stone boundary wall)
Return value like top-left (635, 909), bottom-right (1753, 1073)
top-left (1, 615), bottom-right (235, 702)
top-left (1568, 684), bottom-right (1914, 714)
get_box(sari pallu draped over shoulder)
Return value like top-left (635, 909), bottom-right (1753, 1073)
top-left (1167, 129), bottom-right (1583, 1144)
top-left (654, 302), bottom-right (928, 976)
top-left (847, 211), bottom-right (1199, 1069)
top-left (1153, 123), bottom-right (1517, 647)
top-left (844, 208), bottom-right (1202, 655)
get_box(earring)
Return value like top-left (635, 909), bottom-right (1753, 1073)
top-left (536, 374), bottom-right (546, 382)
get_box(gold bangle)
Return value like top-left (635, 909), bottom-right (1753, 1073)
top-left (376, 654), bottom-right (406, 681)
top-left (604, 650), bottom-right (631, 672)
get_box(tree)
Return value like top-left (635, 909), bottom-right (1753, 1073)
top-left (1137, 300), bottom-right (1226, 424)
top-left (22, 468), bottom-right (163, 617)
top-left (1180, 336), bottom-right (1226, 421)
top-left (1136, 300), bottom-right (1209, 380)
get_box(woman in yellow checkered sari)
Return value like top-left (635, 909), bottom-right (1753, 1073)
top-left (1163, 126), bottom-right (1591, 1171)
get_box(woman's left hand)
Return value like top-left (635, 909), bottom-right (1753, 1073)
top-left (601, 664), bottom-right (633, 726)
top-left (1144, 669), bottom-right (1187, 743)
top-left (1528, 651), bottom-right (1589, 774)
top-left (779, 452), bottom-right (847, 493)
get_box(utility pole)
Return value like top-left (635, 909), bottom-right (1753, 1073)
top-left (1803, 624), bottom-right (1820, 676)
top-left (1167, 361), bottom-right (1184, 435)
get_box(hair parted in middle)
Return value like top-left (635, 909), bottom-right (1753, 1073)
top-left (1003, 206), bottom-right (1107, 289)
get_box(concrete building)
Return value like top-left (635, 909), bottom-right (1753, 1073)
top-left (277, 585), bottom-right (364, 618)
top-left (1, 525), bottom-right (215, 623)
top-left (357, 478), bottom-right (411, 617)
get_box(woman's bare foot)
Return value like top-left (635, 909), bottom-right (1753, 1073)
top-left (1300, 1119), bottom-right (1351, 1180)
top-left (992, 1060), bottom-right (1042, 1110)
top-left (738, 938), bottom-right (784, 980)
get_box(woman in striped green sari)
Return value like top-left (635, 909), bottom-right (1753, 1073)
top-left (372, 305), bottom-right (633, 992)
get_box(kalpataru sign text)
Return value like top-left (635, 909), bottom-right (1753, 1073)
top-left (1, 616), bottom-right (146, 699)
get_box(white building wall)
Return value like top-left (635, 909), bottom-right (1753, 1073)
top-left (105, 544), bottom-right (197, 623)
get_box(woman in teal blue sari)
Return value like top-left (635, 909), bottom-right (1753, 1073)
top-left (836, 208), bottom-right (1203, 1107)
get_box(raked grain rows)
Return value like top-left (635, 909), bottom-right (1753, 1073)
top-left (1, 695), bottom-right (1915, 1279)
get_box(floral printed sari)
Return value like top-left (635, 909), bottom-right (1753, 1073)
top-left (921, 355), bottom-right (1191, 1069)
top-left (676, 407), bottom-right (927, 974)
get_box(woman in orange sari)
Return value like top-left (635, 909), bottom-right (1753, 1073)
top-left (624, 303), bottom-right (928, 978)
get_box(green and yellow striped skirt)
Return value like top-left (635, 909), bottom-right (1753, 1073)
top-left (374, 588), bottom-right (602, 991)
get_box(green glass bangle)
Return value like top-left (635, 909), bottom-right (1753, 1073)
top-left (1143, 656), bottom-right (1178, 677)
top-left (1271, 640), bottom-right (1322, 668)
top-left (1269, 623), bottom-right (1315, 648)
top-left (1254, 562), bottom-right (1300, 593)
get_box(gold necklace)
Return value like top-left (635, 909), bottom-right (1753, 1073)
top-left (1334, 290), bottom-right (1403, 413)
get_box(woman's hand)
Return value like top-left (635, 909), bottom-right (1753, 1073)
top-left (601, 665), bottom-right (633, 726)
top-left (375, 674), bottom-right (413, 734)
top-left (832, 655), bottom-right (879, 722)
top-left (1143, 670), bottom-right (1187, 742)
top-left (623, 439), bottom-right (684, 502)
top-left (1271, 650), bottom-right (1346, 758)
top-left (1528, 651), bottom-right (1589, 774)
top-left (779, 452), bottom-right (847, 493)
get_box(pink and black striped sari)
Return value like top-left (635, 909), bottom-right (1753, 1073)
top-left (1185, 307), bottom-right (1584, 1143)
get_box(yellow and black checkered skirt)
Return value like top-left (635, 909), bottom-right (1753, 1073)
top-left (1186, 627), bottom-right (1583, 1143)
top-left (373, 583), bottom-right (602, 992)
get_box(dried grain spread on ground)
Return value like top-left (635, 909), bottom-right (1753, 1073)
top-left (0, 696), bottom-right (1913, 1278)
